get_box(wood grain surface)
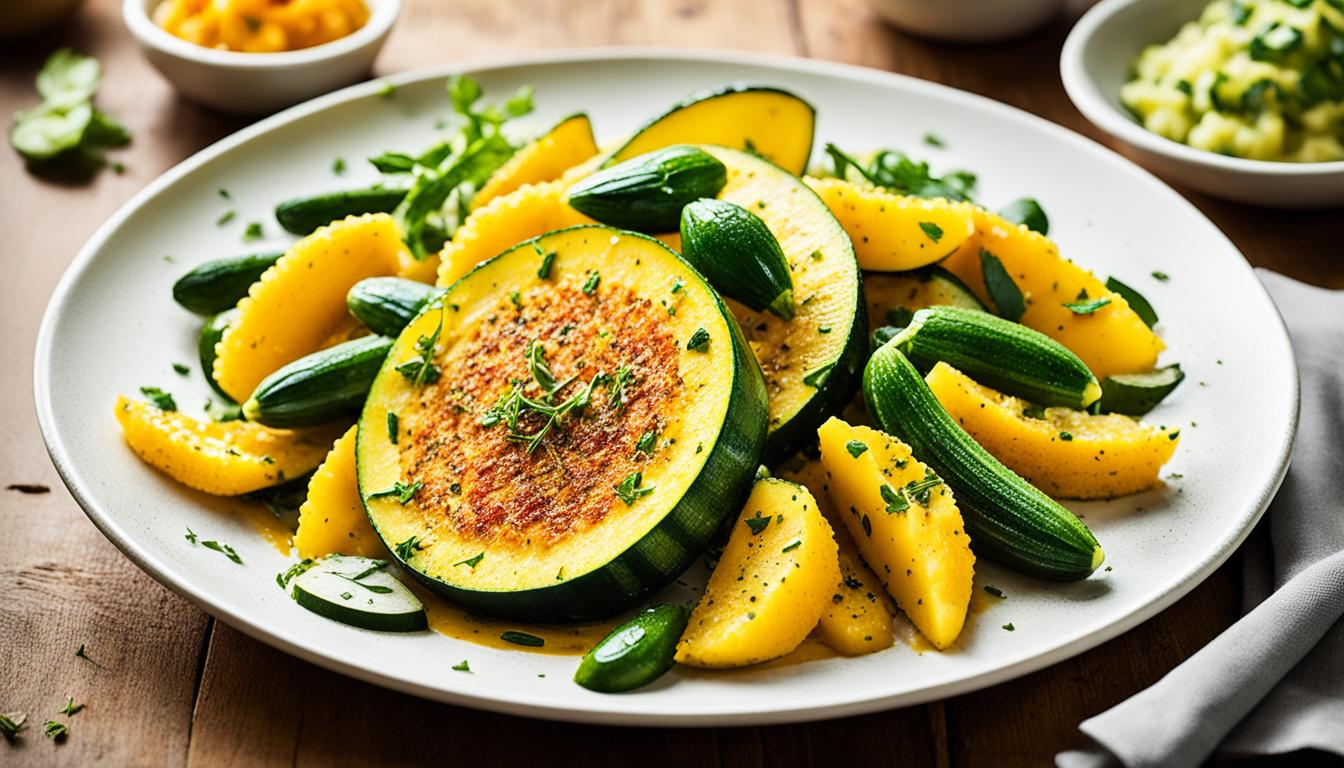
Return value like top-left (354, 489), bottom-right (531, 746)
top-left (2, 0), bottom-right (1339, 766)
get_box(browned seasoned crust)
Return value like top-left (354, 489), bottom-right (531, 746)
top-left (401, 280), bottom-right (682, 548)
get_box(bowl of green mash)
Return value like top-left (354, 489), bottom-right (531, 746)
top-left (1062, 0), bottom-right (1344, 207)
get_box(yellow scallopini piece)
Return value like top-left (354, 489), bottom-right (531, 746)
top-left (805, 176), bottom-right (977, 272)
top-left (435, 181), bottom-right (591, 288)
top-left (213, 213), bottom-right (408, 402)
top-left (472, 114), bottom-right (599, 211)
top-left (926, 362), bottom-right (1179, 500)
top-left (294, 425), bottom-right (385, 559)
top-left (114, 396), bottom-right (338, 496)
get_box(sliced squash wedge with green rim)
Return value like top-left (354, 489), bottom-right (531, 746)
top-left (472, 113), bottom-right (599, 211)
top-left (701, 145), bottom-right (866, 462)
top-left (607, 85), bottom-right (816, 176)
top-left (357, 225), bottom-right (768, 621)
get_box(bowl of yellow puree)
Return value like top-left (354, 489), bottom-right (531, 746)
top-left (124, 0), bottom-right (400, 114)
top-left (1063, 0), bottom-right (1344, 208)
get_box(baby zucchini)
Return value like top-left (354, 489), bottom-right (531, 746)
top-left (864, 342), bottom-right (1104, 581)
top-left (346, 277), bottom-right (441, 337)
top-left (1098, 364), bottom-right (1184, 415)
top-left (573, 604), bottom-right (689, 693)
top-left (566, 145), bottom-right (727, 233)
top-left (173, 252), bottom-right (282, 315)
top-left (680, 198), bottom-right (795, 320)
top-left (291, 555), bottom-right (427, 632)
top-left (274, 186), bottom-right (409, 235)
top-left (891, 306), bottom-right (1101, 409)
top-left (244, 335), bottom-right (393, 427)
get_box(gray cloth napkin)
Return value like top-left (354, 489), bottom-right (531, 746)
top-left (1057, 270), bottom-right (1344, 768)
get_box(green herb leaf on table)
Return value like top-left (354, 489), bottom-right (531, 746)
top-left (0, 712), bottom-right (26, 743)
top-left (43, 720), bottom-right (67, 740)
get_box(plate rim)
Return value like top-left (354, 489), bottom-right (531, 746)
top-left (32, 46), bottom-right (1300, 726)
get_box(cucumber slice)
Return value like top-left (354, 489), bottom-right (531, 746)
top-left (1098, 364), bottom-right (1184, 416)
top-left (1105, 276), bottom-right (1159, 328)
top-left (893, 306), bottom-right (1101, 409)
top-left (291, 555), bottom-right (427, 632)
top-left (574, 604), bottom-right (689, 692)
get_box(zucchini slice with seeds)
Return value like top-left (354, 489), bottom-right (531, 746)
top-left (291, 554), bottom-right (427, 632)
top-left (357, 225), bottom-right (768, 621)
top-left (862, 266), bottom-right (985, 334)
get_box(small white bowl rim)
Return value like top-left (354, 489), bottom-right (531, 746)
top-left (122, 0), bottom-right (400, 70)
top-left (1061, 0), bottom-right (1344, 178)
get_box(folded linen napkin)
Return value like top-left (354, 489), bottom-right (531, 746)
top-left (1057, 270), bottom-right (1344, 768)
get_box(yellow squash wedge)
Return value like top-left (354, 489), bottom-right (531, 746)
top-left (607, 85), bottom-right (816, 176)
top-left (293, 425), bottom-right (385, 559)
top-left (435, 181), bottom-right (592, 287)
top-left (114, 396), bottom-right (338, 496)
top-left (776, 454), bottom-right (895, 657)
top-left (676, 478), bottom-right (840, 668)
top-left (817, 417), bottom-right (975, 650)
top-left (214, 213), bottom-right (409, 402)
top-left (472, 114), bottom-right (599, 211)
top-left (806, 177), bottom-right (977, 272)
top-left (926, 363), bottom-right (1180, 499)
top-left (940, 209), bottom-right (1163, 379)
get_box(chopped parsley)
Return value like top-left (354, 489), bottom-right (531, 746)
top-left (172, 362), bottom-right (189, 376)
top-left (581, 270), bottom-right (600, 294)
top-left (201, 539), bottom-right (243, 564)
top-left (43, 720), bottom-right (67, 740)
top-left (139, 386), bottom-right (176, 411)
top-left (782, 538), bottom-right (802, 553)
top-left (0, 712), bottom-right (26, 743)
top-left (744, 513), bottom-right (771, 535)
top-left (275, 559), bottom-right (315, 589)
top-left (452, 659), bottom-right (471, 672)
top-left (614, 471), bottom-right (654, 505)
top-left (686, 327), bottom-right (711, 351)
top-left (923, 133), bottom-right (945, 147)
top-left (984, 585), bottom-right (1006, 599)
top-left (454, 551), bottom-right (485, 569)
top-left (1152, 270), bottom-right (1170, 282)
top-left (242, 221), bottom-right (263, 242)
top-left (980, 249), bottom-right (1025, 322)
top-left (215, 210), bottom-right (235, 226)
top-left (368, 481), bottom-right (422, 505)
top-left (825, 143), bottom-right (975, 201)
top-left (184, 527), bottom-right (198, 544)
top-left (1059, 431), bottom-right (1074, 441)
top-left (59, 697), bottom-right (83, 717)
top-left (880, 483), bottom-right (909, 514)
top-left (1063, 296), bottom-right (1111, 314)
top-left (500, 630), bottom-right (545, 647)
top-left (386, 411), bottom-right (399, 444)
top-left (635, 430), bottom-right (658, 456)
top-left (537, 249), bottom-right (557, 279)
top-left (918, 221), bottom-right (944, 243)
top-left (802, 362), bottom-right (835, 389)
top-left (809, 249), bottom-right (823, 262)
top-left (1002, 622), bottom-right (1015, 631)
top-left (332, 157), bottom-right (346, 175)
top-left (845, 440), bottom-right (868, 458)
top-left (395, 307), bottom-right (444, 385)
top-left (903, 468), bottom-right (943, 506)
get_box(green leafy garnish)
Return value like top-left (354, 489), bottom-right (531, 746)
top-left (387, 411), bottom-right (399, 444)
top-left (500, 630), bottom-right (545, 647)
top-left (781, 538), bottom-right (802, 553)
top-left (216, 210), bottom-right (236, 227)
top-left (845, 440), bottom-right (868, 458)
top-left (201, 539), bottom-right (243, 565)
top-left (918, 221), bottom-right (944, 243)
top-left (825, 143), bottom-right (975, 201)
top-left (139, 386), bottom-right (177, 411)
top-left (395, 306), bottom-right (444, 385)
top-left (880, 483), bottom-right (909, 514)
top-left (276, 559), bottom-right (316, 589)
top-left (1002, 622), bottom-right (1015, 632)
top-left (903, 468), bottom-right (943, 506)
top-left (0, 712), bottom-right (26, 743)
top-left (332, 157), bottom-right (346, 175)
top-left (614, 472), bottom-right (654, 505)
top-left (452, 659), bottom-right (471, 672)
top-left (1152, 271), bottom-right (1170, 281)
top-left (172, 362), bottom-right (190, 376)
top-left (998, 197), bottom-right (1049, 235)
top-left (59, 697), bottom-right (83, 717)
top-left (802, 362), bottom-right (835, 389)
top-left (686, 327), bottom-right (711, 352)
top-left (368, 481), bottom-right (422, 505)
top-left (636, 430), bottom-right (658, 456)
top-left (744, 514), bottom-right (771, 535)
top-left (184, 527), bottom-right (198, 544)
top-left (980, 249), bottom-right (1025, 322)
top-left (242, 222), bottom-right (263, 242)
top-left (923, 133), bottom-right (945, 147)
top-left (454, 551), bottom-right (485, 569)
top-left (43, 720), bottom-right (67, 740)
top-left (395, 535), bottom-right (424, 561)
top-left (581, 270), bottom-right (600, 294)
top-left (537, 249), bottom-right (557, 279)
top-left (1063, 296), bottom-right (1111, 314)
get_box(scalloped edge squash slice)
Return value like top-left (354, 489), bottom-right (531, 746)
top-left (926, 363), bottom-right (1179, 499)
top-left (214, 213), bottom-right (409, 402)
top-left (675, 478), bottom-right (839, 668)
top-left (606, 85), bottom-right (816, 176)
top-left (114, 396), bottom-right (339, 496)
top-left (775, 454), bottom-right (896, 656)
top-left (940, 209), bottom-right (1164, 380)
top-left (435, 181), bottom-right (592, 287)
top-left (294, 425), bottom-right (385, 559)
top-left (817, 417), bottom-right (974, 650)
top-left (805, 177), bottom-right (978, 272)
top-left (471, 113), bottom-right (598, 211)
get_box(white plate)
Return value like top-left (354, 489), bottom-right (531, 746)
top-left (34, 49), bottom-right (1298, 726)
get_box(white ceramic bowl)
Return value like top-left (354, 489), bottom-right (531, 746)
top-left (863, 0), bottom-right (1065, 42)
top-left (1062, 0), bottom-right (1344, 208)
top-left (123, 0), bottom-right (399, 115)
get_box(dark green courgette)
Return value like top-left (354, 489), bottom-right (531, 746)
top-left (998, 197), bottom-right (1049, 235)
top-left (1105, 276), bottom-right (1159, 328)
top-left (1098, 364), bottom-right (1184, 415)
top-left (346, 277), bottom-right (441, 337)
top-left (573, 604), bottom-right (689, 692)
top-left (892, 306), bottom-right (1101, 409)
top-left (199, 309), bottom-right (238, 401)
top-left (274, 186), bottom-right (408, 235)
top-left (566, 145), bottom-right (727, 233)
top-left (864, 342), bottom-right (1103, 581)
top-left (243, 335), bottom-right (393, 427)
top-left (680, 198), bottom-right (795, 320)
top-left (173, 252), bottom-right (282, 315)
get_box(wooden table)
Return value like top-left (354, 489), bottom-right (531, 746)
top-left (2, 1), bottom-right (1340, 765)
